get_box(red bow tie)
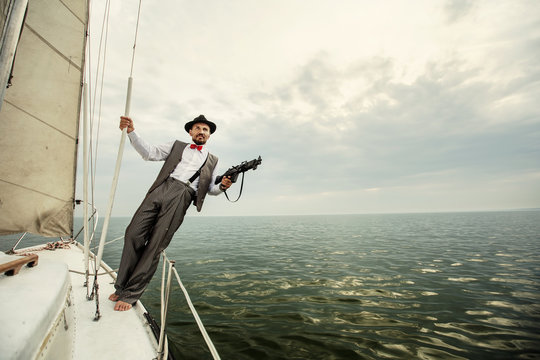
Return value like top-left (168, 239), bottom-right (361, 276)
top-left (190, 144), bottom-right (203, 151)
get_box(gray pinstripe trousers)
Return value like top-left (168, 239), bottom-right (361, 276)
top-left (114, 177), bottom-right (195, 304)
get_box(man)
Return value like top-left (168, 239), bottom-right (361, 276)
top-left (109, 114), bottom-right (232, 311)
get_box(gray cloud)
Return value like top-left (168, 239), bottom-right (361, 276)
top-left (241, 49), bottom-right (540, 198)
top-left (443, 0), bottom-right (475, 24)
top-left (79, 1), bottom-right (540, 217)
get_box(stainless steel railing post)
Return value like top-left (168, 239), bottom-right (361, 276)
top-left (157, 256), bottom-right (174, 360)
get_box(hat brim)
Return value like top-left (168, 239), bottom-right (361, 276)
top-left (184, 118), bottom-right (217, 134)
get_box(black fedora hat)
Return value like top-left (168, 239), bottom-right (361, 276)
top-left (184, 115), bottom-right (217, 134)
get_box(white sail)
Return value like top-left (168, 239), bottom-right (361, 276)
top-left (0, 0), bottom-right (86, 236)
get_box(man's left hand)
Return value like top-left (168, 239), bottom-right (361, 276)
top-left (220, 176), bottom-right (232, 191)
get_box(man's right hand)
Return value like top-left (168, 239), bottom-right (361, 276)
top-left (119, 116), bottom-right (135, 133)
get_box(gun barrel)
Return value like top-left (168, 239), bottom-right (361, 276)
top-left (215, 156), bottom-right (262, 184)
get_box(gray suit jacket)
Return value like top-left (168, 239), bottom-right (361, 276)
top-left (147, 140), bottom-right (218, 212)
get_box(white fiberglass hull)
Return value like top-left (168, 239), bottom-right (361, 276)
top-left (0, 242), bottom-right (159, 359)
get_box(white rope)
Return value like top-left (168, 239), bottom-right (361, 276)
top-left (90, 235), bottom-right (122, 251)
top-left (162, 255), bottom-right (221, 360)
top-left (69, 268), bottom-right (118, 276)
top-left (12, 239), bottom-right (74, 255)
top-left (160, 252), bottom-right (167, 323)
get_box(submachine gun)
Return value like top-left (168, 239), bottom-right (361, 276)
top-left (215, 156), bottom-right (262, 202)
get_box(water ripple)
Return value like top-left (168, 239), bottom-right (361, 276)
top-left (130, 212), bottom-right (540, 359)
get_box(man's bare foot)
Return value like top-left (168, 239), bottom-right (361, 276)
top-left (114, 300), bottom-right (132, 311)
top-left (108, 293), bottom-right (119, 301)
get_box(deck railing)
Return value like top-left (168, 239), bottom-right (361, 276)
top-left (158, 252), bottom-right (221, 360)
top-left (6, 233), bottom-right (220, 360)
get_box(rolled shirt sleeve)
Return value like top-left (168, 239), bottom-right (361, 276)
top-left (208, 165), bottom-right (224, 195)
top-left (128, 131), bottom-right (174, 161)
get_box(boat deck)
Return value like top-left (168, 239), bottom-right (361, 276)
top-left (1, 243), bottom-right (159, 359)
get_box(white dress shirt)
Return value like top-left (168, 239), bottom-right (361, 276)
top-left (128, 131), bottom-right (222, 195)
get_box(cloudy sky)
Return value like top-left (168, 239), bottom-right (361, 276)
top-left (78, 0), bottom-right (540, 218)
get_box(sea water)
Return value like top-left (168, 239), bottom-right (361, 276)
top-left (3, 211), bottom-right (539, 359)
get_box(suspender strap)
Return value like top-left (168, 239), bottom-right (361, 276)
top-left (186, 154), bottom-right (209, 186)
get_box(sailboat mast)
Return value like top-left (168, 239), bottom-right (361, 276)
top-left (0, 0), bottom-right (28, 108)
top-left (82, 81), bottom-right (90, 284)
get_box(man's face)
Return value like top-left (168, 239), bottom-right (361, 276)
top-left (189, 122), bottom-right (211, 145)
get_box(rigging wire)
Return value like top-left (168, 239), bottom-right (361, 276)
top-left (88, 0), bottom-right (111, 241)
top-left (130, 0), bottom-right (143, 77)
top-left (91, 0), bottom-right (145, 319)
top-left (92, 0), bottom-right (112, 313)
top-left (82, 0), bottom-right (112, 308)
top-left (90, 0), bottom-right (111, 190)
top-left (81, 0), bottom-right (94, 295)
top-left (94, 0), bottom-right (143, 269)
